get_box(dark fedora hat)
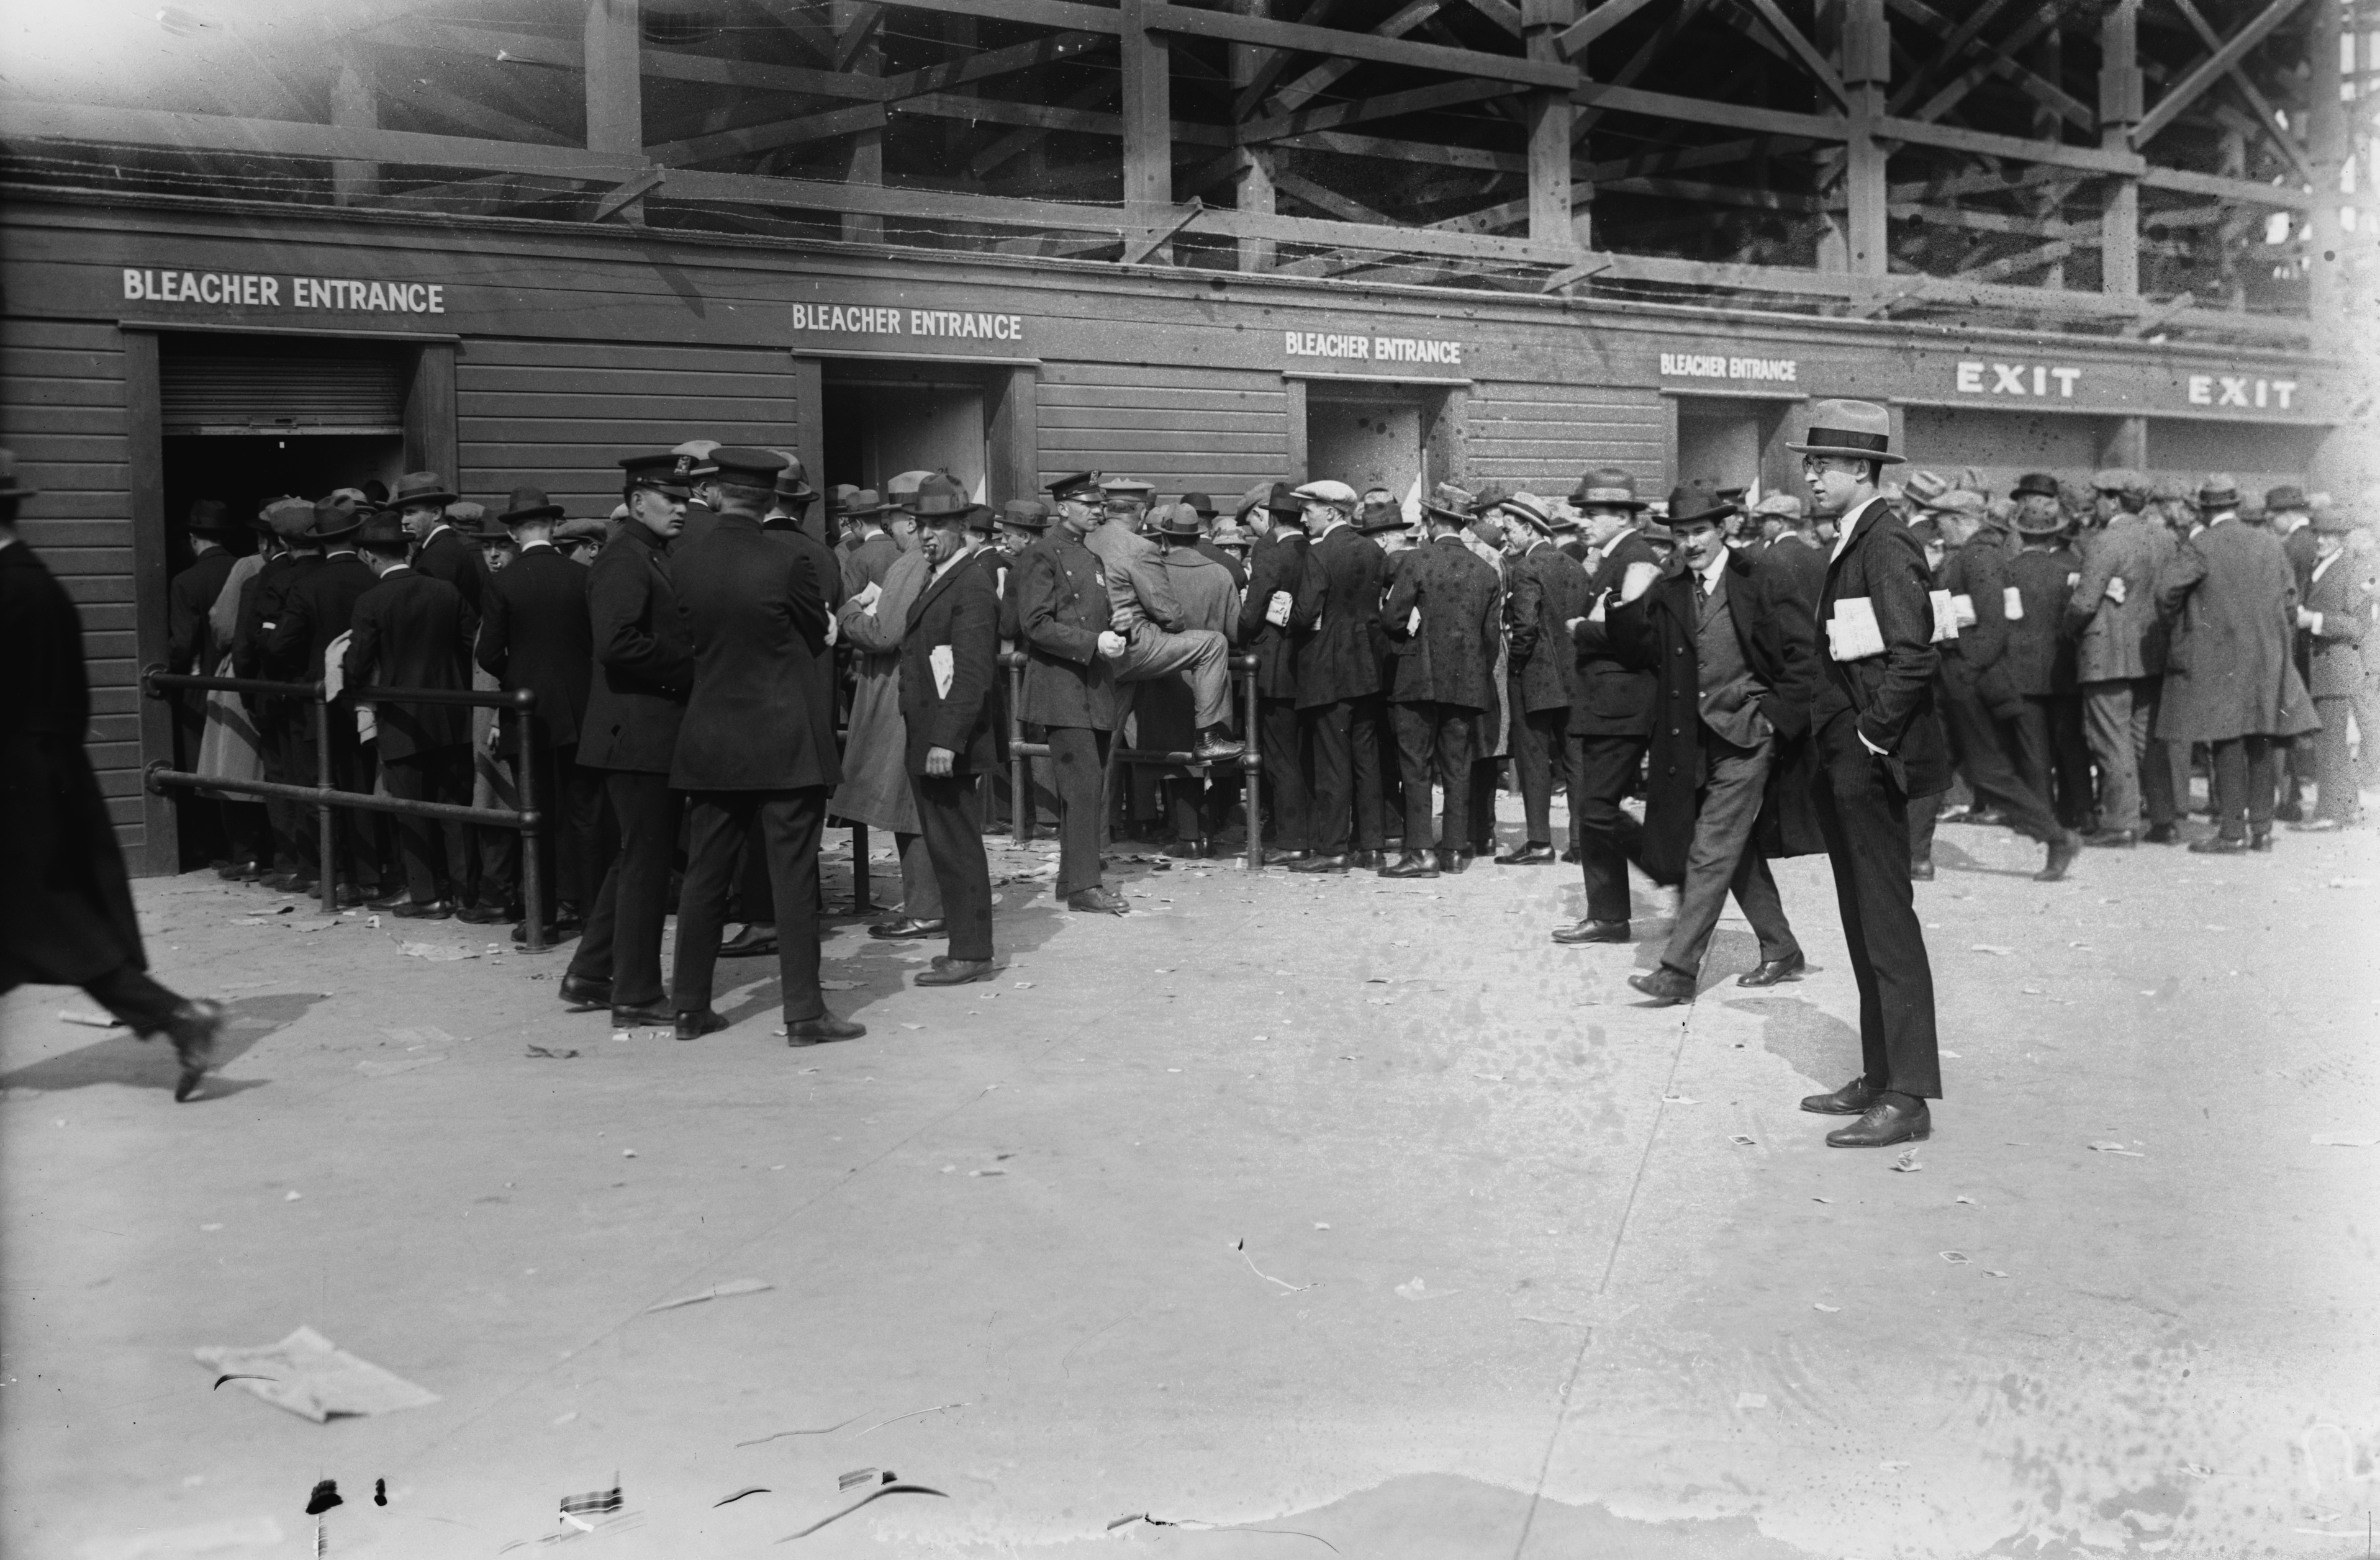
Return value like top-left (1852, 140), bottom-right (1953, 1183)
top-left (1154, 502), bottom-right (1205, 538)
top-left (839, 488), bottom-right (892, 518)
top-left (1664, 481), bottom-right (1735, 528)
top-left (905, 473), bottom-right (974, 518)
top-left (389, 471), bottom-right (458, 509)
top-left (355, 509), bottom-right (409, 550)
top-left (1000, 498), bottom-right (1053, 531)
top-left (498, 485), bottom-right (566, 525)
top-left (1264, 480), bottom-right (1307, 522)
top-left (772, 451), bottom-right (817, 502)
top-left (186, 498), bottom-right (242, 534)
top-left (2265, 483), bottom-right (2309, 512)
top-left (1179, 490), bottom-right (1217, 518)
top-left (2011, 472), bottom-right (2061, 500)
top-left (1568, 468), bottom-right (1649, 510)
top-left (302, 493), bottom-right (366, 543)
top-left (2197, 473), bottom-right (2242, 510)
top-left (1786, 399), bottom-right (1904, 465)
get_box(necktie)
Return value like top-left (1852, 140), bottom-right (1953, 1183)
top-left (1695, 572), bottom-right (1709, 608)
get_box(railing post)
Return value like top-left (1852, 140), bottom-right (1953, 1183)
top-left (1009, 654), bottom-right (1031, 845)
top-left (314, 685), bottom-right (335, 914)
top-left (515, 690), bottom-right (544, 952)
top-left (1239, 655), bottom-right (1264, 872)
top-left (851, 824), bottom-right (872, 914)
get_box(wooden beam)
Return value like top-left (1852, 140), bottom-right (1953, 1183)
top-left (1274, 169), bottom-right (1400, 224)
top-left (833, 3), bottom-right (884, 71)
top-left (1889, 202), bottom-right (2094, 239)
top-left (1460, 0), bottom-right (1523, 37)
top-left (2132, 0), bottom-right (2310, 148)
top-left (845, 0), bottom-right (1126, 32)
top-left (1734, 0), bottom-right (1850, 104)
top-left (1572, 0), bottom-right (1712, 135)
top-left (2099, 0), bottom-right (2141, 297)
top-left (594, 165), bottom-right (666, 220)
top-left (648, 102), bottom-right (888, 165)
top-left (1552, 0), bottom-right (1663, 58)
top-left (2137, 165), bottom-right (2311, 209)
top-left (1121, 197), bottom-right (1208, 263)
top-left (1884, 0), bottom-right (2011, 114)
top-left (391, 78), bottom-right (572, 147)
top-left (1604, 174), bottom-right (1825, 212)
top-left (1121, 0), bottom-right (1171, 259)
top-left (1277, 127), bottom-right (1525, 171)
top-left (898, 92), bottom-right (1233, 146)
top-left (2167, 0), bottom-right (2315, 184)
top-left (585, 0), bottom-right (641, 227)
top-left (880, 30), bottom-right (1105, 100)
top-left (1566, 81), bottom-right (1843, 142)
top-left (1526, 0), bottom-right (1583, 248)
top-left (1883, 0), bottom-right (2092, 130)
top-left (1878, 114), bottom-right (2145, 176)
top-left (1241, 78), bottom-right (1527, 143)
top-left (1266, 0), bottom-right (1446, 119)
top-left (1904, 3), bottom-right (2071, 126)
top-left (967, 80), bottom-right (1110, 176)
top-left (330, 58), bottom-right (378, 207)
top-left (1230, 0), bottom-right (1339, 120)
top-left (1956, 237), bottom-right (2075, 282)
top-left (1142, 1), bottom-right (1575, 88)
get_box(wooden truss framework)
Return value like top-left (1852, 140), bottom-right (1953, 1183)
top-left (0, 0), bottom-right (2364, 345)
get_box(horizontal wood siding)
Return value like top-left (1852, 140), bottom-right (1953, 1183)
top-left (1037, 363), bottom-right (1289, 502)
top-left (1, 315), bottom-right (147, 849)
top-left (456, 339), bottom-right (798, 516)
top-left (1464, 382), bottom-right (1665, 493)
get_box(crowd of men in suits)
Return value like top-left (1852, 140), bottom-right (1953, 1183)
top-left (16, 395), bottom-right (2372, 1141)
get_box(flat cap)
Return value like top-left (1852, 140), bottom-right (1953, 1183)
top-left (1291, 479), bottom-right (1359, 505)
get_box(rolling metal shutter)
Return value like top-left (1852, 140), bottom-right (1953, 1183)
top-left (161, 351), bottom-right (406, 435)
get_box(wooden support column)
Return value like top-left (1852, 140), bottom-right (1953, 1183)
top-left (2104, 415), bottom-right (2149, 471)
top-left (988, 366), bottom-right (1041, 505)
top-left (331, 59), bottom-right (378, 205)
top-left (791, 355), bottom-right (826, 498)
top-left (1231, 0), bottom-right (1275, 272)
top-left (2307, 0), bottom-right (2348, 336)
top-left (2099, 0), bottom-right (2143, 297)
top-left (1840, 0), bottom-right (1889, 279)
top-left (1523, 0), bottom-right (1585, 248)
top-left (837, 2), bottom-right (884, 243)
top-left (122, 327), bottom-right (178, 872)
top-left (1282, 376), bottom-right (1309, 484)
top-left (1121, 0), bottom-right (1175, 260)
top-left (585, 0), bottom-right (645, 223)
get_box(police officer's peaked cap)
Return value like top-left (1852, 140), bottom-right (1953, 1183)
top-left (1047, 471), bottom-right (1103, 501)
top-left (669, 440), bottom-right (721, 481)
top-left (1098, 475), bottom-right (1156, 497)
top-left (1000, 498), bottom-right (1053, 530)
top-left (619, 453), bottom-right (692, 497)
top-left (708, 446), bottom-right (788, 486)
top-left (2011, 472), bottom-right (2061, 500)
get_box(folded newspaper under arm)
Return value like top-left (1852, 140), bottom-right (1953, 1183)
top-left (1826, 596), bottom-right (1887, 662)
top-left (1949, 592), bottom-right (1977, 628)
top-left (929, 644), bottom-right (954, 699)
top-left (1927, 589), bottom-right (1958, 643)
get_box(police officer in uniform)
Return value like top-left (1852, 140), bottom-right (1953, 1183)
top-left (1017, 474), bottom-right (1131, 913)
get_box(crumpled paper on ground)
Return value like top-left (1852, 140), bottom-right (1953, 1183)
top-left (193, 1326), bottom-right (439, 1422)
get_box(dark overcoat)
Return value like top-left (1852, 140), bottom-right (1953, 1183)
top-left (267, 552), bottom-right (378, 682)
top-left (1382, 534), bottom-right (1501, 710)
top-left (1015, 528), bottom-right (1121, 731)
top-left (1295, 523), bottom-right (1385, 708)
top-left (1567, 532), bottom-right (1662, 736)
top-left (900, 557), bottom-right (1001, 775)
top-left (343, 567), bottom-right (478, 759)
top-left (1236, 529), bottom-right (1315, 701)
top-left (578, 523), bottom-right (691, 775)
top-left (1505, 540), bottom-right (1590, 714)
top-left (413, 525), bottom-right (486, 613)
top-left (475, 544), bottom-right (594, 753)
top-left (2156, 517), bottom-right (2319, 741)
top-left (168, 548), bottom-right (238, 674)
top-left (1812, 497), bottom-right (1952, 798)
top-left (2066, 512), bottom-right (2171, 682)
top-left (234, 552), bottom-right (319, 737)
top-left (0, 543), bottom-right (147, 991)
top-left (1999, 546), bottom-right (2082, 697)
top-left (1605, 548), bottom-right (1826, 880)
top-left (668, 512), bottom-right (839, 791)
top-left (1939, 528), bottom-right (2019, 713)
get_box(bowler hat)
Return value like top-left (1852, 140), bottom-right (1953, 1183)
top-left (1786, 399), bottom-right (1904, 465)
top-left (1047, 471), bottom-right (1102, 501)
top-left (2092, 468), bottom-right (2146, 496)
top-left (2265, 484), bottom-right (2309, 513)
top-left (302, 494), bottom-right (365, 543)
top-left (389, 471), bottom-right (456, 509)
top-left (355, 510), bottom-right (408, 550)
top-left (1420, 481), bottom-right (1477, 523)
top-left (2011, 472), bottom-right (2060, 501)
top-left (2197, 474), bottom-right (2242, 510)
top-left (2013, 503), bottom-right (2068, 536)
top-left (1000, 498), bottom-right (1052, 531)
top-left (619, 453), bottom-right (691, 498)
top-left (1664, 481), bottom-right (1734, 528)
top-left (186, 498), bottom-right (241, 535)
top-left (1154, 502), bottom-right (1205, 538)
top-left (0, 448), bottom-right (39, 501)
top-left (1179, 491), bottom-right (1216, 518)
top-left (904, 473), bottom-right (974, 518)
top-left (1569, 467), bottom-right (1648, 510)
top-left (498, 485), bottom-right (565, 525)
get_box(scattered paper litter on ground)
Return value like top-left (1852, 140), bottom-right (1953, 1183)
top-left (396, 942), bottom-right (477, 962)
top-left (1939, 1251), bottom-right (1970, 1264)
top-left (646, 1278), bottom-right (772, 1313)
top-left (193, 1327), bottom-right (439, 1422)
top-left (525, 1044), bottom-right (579, 1060)
top-left (58, 1008), bottom-right (123, 1029)
top-left (1734, 1392), bottom-right (1768, 1409)
top-left (1891, 1150), bottom-right (1923, 1173)
top-left (1234, 1239), bottom-right (1314, 1294)
top-left (818, 980), bottom-right (859, 991)
top-left (1728, 1134), bottom-right (1757, 1147)
top-left (1969, 944), bottom-right (2014, 956)
top-left (2310, 1133), bottom-right (2379, 1147)
top-left (2088, 1140), bottom-right (2145, 1156)
top-left (1812, 1302), bottom-right (1840, 1313)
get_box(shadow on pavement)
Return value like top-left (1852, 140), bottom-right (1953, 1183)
top-left (0, 991), bottom-right (324, 1098)
top-left (1721, 994), bottom-right (1860, 1087)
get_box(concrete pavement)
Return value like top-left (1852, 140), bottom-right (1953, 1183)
top-left (4, 811), bottom-right (2376, 1560)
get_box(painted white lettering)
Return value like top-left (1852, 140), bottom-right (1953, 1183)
top-left (2033, 365), bottom-right (2047, 395)
top-left (2188, 374), bottom-right (2213, 404)
top-left (2217, 376), bottom-right (2250, 407)
top-left (1993, 363), bottom-right (2027, 394)
top-left (2271, 379), bottom-right (2296, 409)
top-left (2051, 367), bottom-right (2080, 397)
top-left (123, 268), bottom-right (143, 300)
top-left (1957, 361), bottom-right (1984, 393)
top-left (265, 277), bottom-right (281, 305)
top-left (2256, 379), bottom-right (2268, 408)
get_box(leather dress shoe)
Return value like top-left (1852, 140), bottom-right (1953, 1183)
top-left (1437, 849), bottom-right (1470, 875)
top-left (1826, 1094), bottom-right (1931, 1148)
top-left (1559, 845), bottom-right (1581, 863)
top-left (1067, 886), bottom-right (1129, 915)
top-left (512, 916), bottom-right (584, 945)
top-left (1737, 952), bottom-right (1806, 987)
top-left (2289, 817), bottom-right (2346, 832)
top-left (161, 998), bottom-right (224, 1102)
top-left (455, 901), bottom-right (510, 924)
top-left (2188, 834), bottom-right (2250, 855)
top-left (2084, 827), bottom-right (2137, 848)
top-left (1165, 837), bottom-right (1211, 860)
top-left (392, 899), bottom-right (455, 919)
top-left (1495, 842), bottom-right (1559, 865)
top-left (2034, 829), bottom-right (2083, 882)
top-left (1378, 851), bottom-right (1439, 879)
top-left (557, 972), bottom-right (613, 1009)
top-left (2249, 829), bottom-right (2274, 852)
top-left (1551, 919), bottom-right (1629, 945)
top-left (1800, 1076), bottom-right (1879, 1116)
top-left (333, 881), bottom-right (378, 909)
top-left (1909, 855), bottom-right (1935, 881)
top-left (2274, 798), bottom-right (2305, 824)
top-left (787, 1013), bottom-right (866, 1045)
top-left (1626, 966), bottom-right (1696, 1006)
top-left (1192, 732), bottom-right (1246, 762)
top-left (265, 872), bottom-right (315, 894)
top-left (2144, 823), bottom-right (2180, 844)
top-left (1347, 849), bottom-right (1380, 870)
top-left (365, 888), bottom-right (410, 913)
top-left (674, 1008), bottom-right (730, 1042)
top-left (611, 1000), bottom-right (674, 1027)
top-left (869, 917), bottom-right (946, 940)
top-left (1263, 847), bottom-right (1312, 866)
top-left (1288, 852), bottom-right (1349, 873)
top-left (719, 923), bottom-right (781, 957)
top-left (916, 958), bottom-right (998, 986)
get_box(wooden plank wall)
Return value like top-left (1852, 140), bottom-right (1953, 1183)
top-left (1, 316), bottom-right (148, 852)
top-left (456, 338), bottom-right (800, 516)
top-left (1462, 381), bottom-right (1666, 494)
top-left (1036, 363), bottom-right (1289, 506)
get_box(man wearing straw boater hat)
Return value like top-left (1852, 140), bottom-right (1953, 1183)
top-left (1789, 399), bottom-right (1950, 1148)
top-left (0, 449), bottom-right (227, 1101)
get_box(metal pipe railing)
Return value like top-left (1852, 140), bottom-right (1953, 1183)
top-left (997, 649), bottom-right (1266, 871)
top-left (143, 665), bottom-right (548, 950)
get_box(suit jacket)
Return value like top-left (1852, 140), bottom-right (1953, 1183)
top-left (1381, 534), bottom-right (1500, 710)
top-left (974, 544), bottom-right (1018, 639)
top-left (1567, 531), bottom-right (1662, 736)
top-left (1999, 546), bottom-right (2082, 698)
top-left (1193, 538), bottom-right (1247, 591)
top-left (2284, 524), bottom-right (2320, 595)
top-left (839, 529), bottom-right (900, 601)
top-left (1938, 525), bottom-right (2019, 711)
top-left (1504, 540), bottom-right (1590, 715)
top-left (900, 556), bottom-right (1000, 775)
top-left (2302, 552), bottom-right (2376, 699)
top-left (235, 552), bottom-right (320, 684)
top-left (2066, 512), bottom-right (2171, 682)
top-left (1606, 547), bottom-right (1824, 877)
top-left (668, 512), bottom-right (839, 791)
top-left (265, 551), bottom-right (378, 685)
top-left (577, 522), bottom-right (692, 775)
top-left (1295, 523), bottom-right (1385, 708)
top-left (2156, 516), bottom-right (2319, 742)
top-left (1813, 495), bottom-right (1950, 797)
top-left (343, 567), bottom-right (478, 760)
top-left (1237, 530), bottom-right (1316, 700)
top-left (762, 516), bottom-right (849, 616)
top-left (1085, 517), bottom-right (1182, 633)
top-left (168, 548), bottom-right (238, 674)
top-left (475, 544), bottom-right (594, 752)
top-left (413, 525), bottom-right (486, 614)
top-left (1015, 528), bottom-right (1120, 731)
